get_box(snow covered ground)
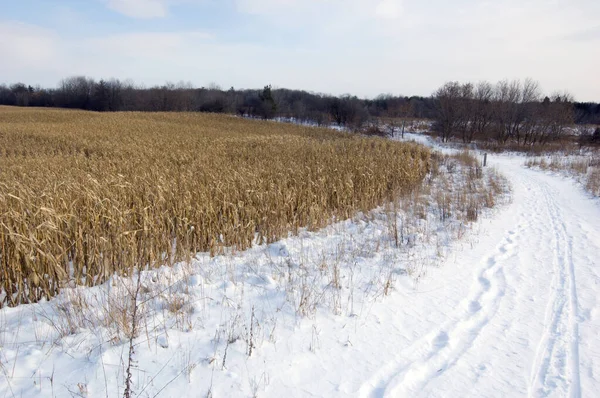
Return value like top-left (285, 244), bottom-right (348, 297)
top-left (1, 139), bottom-right (599, 397)
top-left (355, 154), bottom-right (600, 398)
top-left (525, 153), bottom-right (600, 198)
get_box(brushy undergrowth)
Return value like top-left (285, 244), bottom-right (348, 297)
top-left (525, 152), bottom-right (600, 197)
top-left (0, 107), bottom-right (430, 306)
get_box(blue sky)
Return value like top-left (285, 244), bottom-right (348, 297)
top-left (1, 0), bottom-right (599, 100)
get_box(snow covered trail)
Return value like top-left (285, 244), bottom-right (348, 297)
top-left (356, 156), bottom-right (600, 398)
top-left (1, 151), bottom-right (599, 398)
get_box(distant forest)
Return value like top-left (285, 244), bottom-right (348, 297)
top-left (1, 76), bottom-right (599, 134)
top-left (0, 77), bottom-right (437, 128)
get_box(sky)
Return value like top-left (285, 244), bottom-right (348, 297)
top-left (0, 0), bottom-right (599, 101)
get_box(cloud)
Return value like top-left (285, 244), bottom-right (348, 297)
top-left (86, 31), bottom-right (214, 59)
top-left (235, 0), bottom-right (305, 15)
top-left (375, 0), bottom-right (403, 19)
top-left (0, 23), bottom-right (215, 86)
top-left (106, 0), bottom-right (169, 19)
top-left (2, 0), bottom-right (600, 101)
top-left (0, 21), bottom-right (59, 66)
top-left (564, 25), bottom-right (600, 42)
top-left (234, 0), bottom-right (404, 22)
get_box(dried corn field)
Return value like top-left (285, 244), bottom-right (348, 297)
top-left (0, 106), bottom-right (430, 306)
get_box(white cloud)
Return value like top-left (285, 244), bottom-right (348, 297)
top-left (86, 31), bottom-right (213, 59)
top-left (106, 0), bottom-right (169, 19)
top-left (2, 0), bottom-right (600, 101)
top-left (375, 0), bottom-right (403, 19)
top-left (235, 0), bottom-right (305, 15)
top-left (0, 24), bottom-right (216, 86)
top-left (234, 0), bottom-right (404, 23)
top-left (0, 22), bottom-right (60, 67)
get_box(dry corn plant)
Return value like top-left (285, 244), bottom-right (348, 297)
top-left (386, 150), bottom-right (509, 285)
top-left (0, 106), bottom-right (430, 306)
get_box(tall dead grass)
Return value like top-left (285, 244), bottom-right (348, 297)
top-left (0, 107), bottom-right (430, 306)
top-left (525, 153), bottom-right (600, 196)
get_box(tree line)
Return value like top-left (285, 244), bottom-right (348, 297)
top-left (0, 76), bottom-right (438, 129)
top-left (1, 76), bottom-right (598, 142)
top-left (432, 79), bottom-right (600, 146)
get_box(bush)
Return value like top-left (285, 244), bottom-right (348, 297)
top-left (361, 125), bottom-right (389, 137)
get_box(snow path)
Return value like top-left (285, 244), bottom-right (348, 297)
top-left (1, 151), bottom-right (599, 398)
top-left (355, 156), bottom-right (600, 398)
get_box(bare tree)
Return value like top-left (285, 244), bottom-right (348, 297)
top-left (456, 82), bottom-right (474, 143)
top-left (56, 76), bottom-right (95, 109)
top-left (433, 81), bottom-right (463, 142)
top-left (519, 79), bottom-right (542, 145)
top-left (468, 81), bottom-right (494, 142)
top-left (542, 92), bottom-right (574, 143)
top-left (493, 79), bottom-right (525, 143)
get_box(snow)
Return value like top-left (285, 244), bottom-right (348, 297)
top-left (2, 139), bottom-right (600, 397)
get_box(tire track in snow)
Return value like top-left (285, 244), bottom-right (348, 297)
top-left (357, 228), bottom-right (520, 398)
top-left (353, 155), bottom-right (598, 398)
top-left (528, 179), bottom-right (581, 398)
top-left (358, 166), bottom-right (585, 398)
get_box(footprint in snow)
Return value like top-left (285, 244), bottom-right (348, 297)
top-left (433, 331), bottom-right (449, 349)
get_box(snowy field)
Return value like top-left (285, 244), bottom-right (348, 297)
top-left (1, 134), bottom-right (600, 398)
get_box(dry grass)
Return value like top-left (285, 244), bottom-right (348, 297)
top-left (429, 151), bottom-right (504, 224)
top-left (0, 106), bottom-right (430, 306)
top-left (525, 153), bottom-right (600, 197)
top-left (476, 140), bottom-right (577, 155)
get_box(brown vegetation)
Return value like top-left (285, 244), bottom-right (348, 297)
top-left (433, 79), bottom-right (575, 147)
top-left (0, 107), bottom-right (430, 306)
top-left (525, 153), bottom-right (600, 196)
